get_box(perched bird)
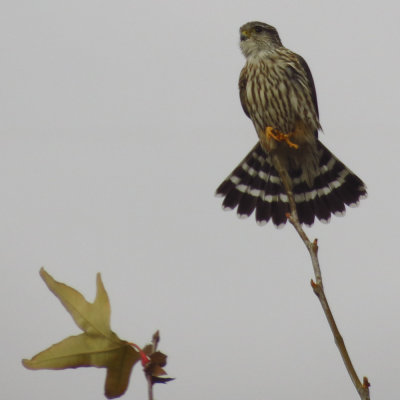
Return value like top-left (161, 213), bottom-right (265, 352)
top-left (216, 22), bottom-right (367, 227)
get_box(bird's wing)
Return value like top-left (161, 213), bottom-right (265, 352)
top-left (239, 67), bottom-right (250, 118)
top-left (291, 53), bottom-right (319, 118)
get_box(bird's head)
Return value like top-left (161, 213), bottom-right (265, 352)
top-left (240, 22), bottom-right (282, 58)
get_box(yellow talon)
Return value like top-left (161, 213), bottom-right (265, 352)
top-left (265, 126), bottom-right (299, 149)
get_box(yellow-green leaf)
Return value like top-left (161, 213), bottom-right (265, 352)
top-left (22, 269), bottom-right (140, 398)
top-left (39, 268), bottom-right (111, 337)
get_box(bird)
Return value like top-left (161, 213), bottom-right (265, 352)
top-left (216, 21), bottom-right (367, 227)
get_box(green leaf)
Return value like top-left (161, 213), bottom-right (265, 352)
top-left (22, 268), bottom-right (140, 398)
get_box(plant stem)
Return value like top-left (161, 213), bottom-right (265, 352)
top-left (146, 331), bottom-right (160, 400)
top-left (147, 374), bottom-right (153, 400)
top-left (272, 155), bottom-right (371, 400)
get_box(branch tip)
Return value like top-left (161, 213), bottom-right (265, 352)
top-left (152, 330), bottom-right (160, 349)
top-left (362, 376), bottom-right (371, 388)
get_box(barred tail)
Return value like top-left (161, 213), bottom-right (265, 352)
top-left (215, 142), bottom-right (367, 227)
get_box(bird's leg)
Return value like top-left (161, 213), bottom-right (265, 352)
top-left (265, 126), bottom-right (299, 149)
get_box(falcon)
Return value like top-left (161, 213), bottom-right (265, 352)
top-left (216, 22), bottom-right (367, 227)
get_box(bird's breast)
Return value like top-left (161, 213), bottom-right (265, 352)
top-left (244, 57), bottom-right (297, 134)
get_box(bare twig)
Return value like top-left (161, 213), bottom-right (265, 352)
top-left (272, 155), bottom-right (371, 400)
top-left (146, 362), bottom-right (153, 400)
top-left (146, 331), bottom-right (160, 400)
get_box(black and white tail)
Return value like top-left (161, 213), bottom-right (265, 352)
top-left (216, 142), bottom-right (367, 227)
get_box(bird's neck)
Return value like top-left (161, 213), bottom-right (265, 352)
top-left (246, 48), bottom-right (277, 63)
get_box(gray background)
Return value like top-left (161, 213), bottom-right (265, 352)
top-left (1, 0), bottom-right (399, 399)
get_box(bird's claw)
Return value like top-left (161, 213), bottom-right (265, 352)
top-left (265, 126), bottom-right (299, 149)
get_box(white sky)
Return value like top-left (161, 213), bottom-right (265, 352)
top-left (1, 1), bottom-right (399, 399)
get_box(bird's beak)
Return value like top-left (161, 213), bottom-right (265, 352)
top-left (240, 30), bottom-right (250, 41)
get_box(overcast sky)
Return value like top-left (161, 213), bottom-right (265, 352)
top-left (1, 1), bottom-right (399, 399)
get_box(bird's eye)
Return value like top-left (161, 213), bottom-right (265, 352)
top-left (254, 26), bottom-right (263, 33)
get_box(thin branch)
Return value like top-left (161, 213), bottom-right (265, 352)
top-left (147, 365), bottom-right (153, 400)
top-left (146, 331), bottom-right (160, 400)
top-left (272, 155), bottom-right (371, 400)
